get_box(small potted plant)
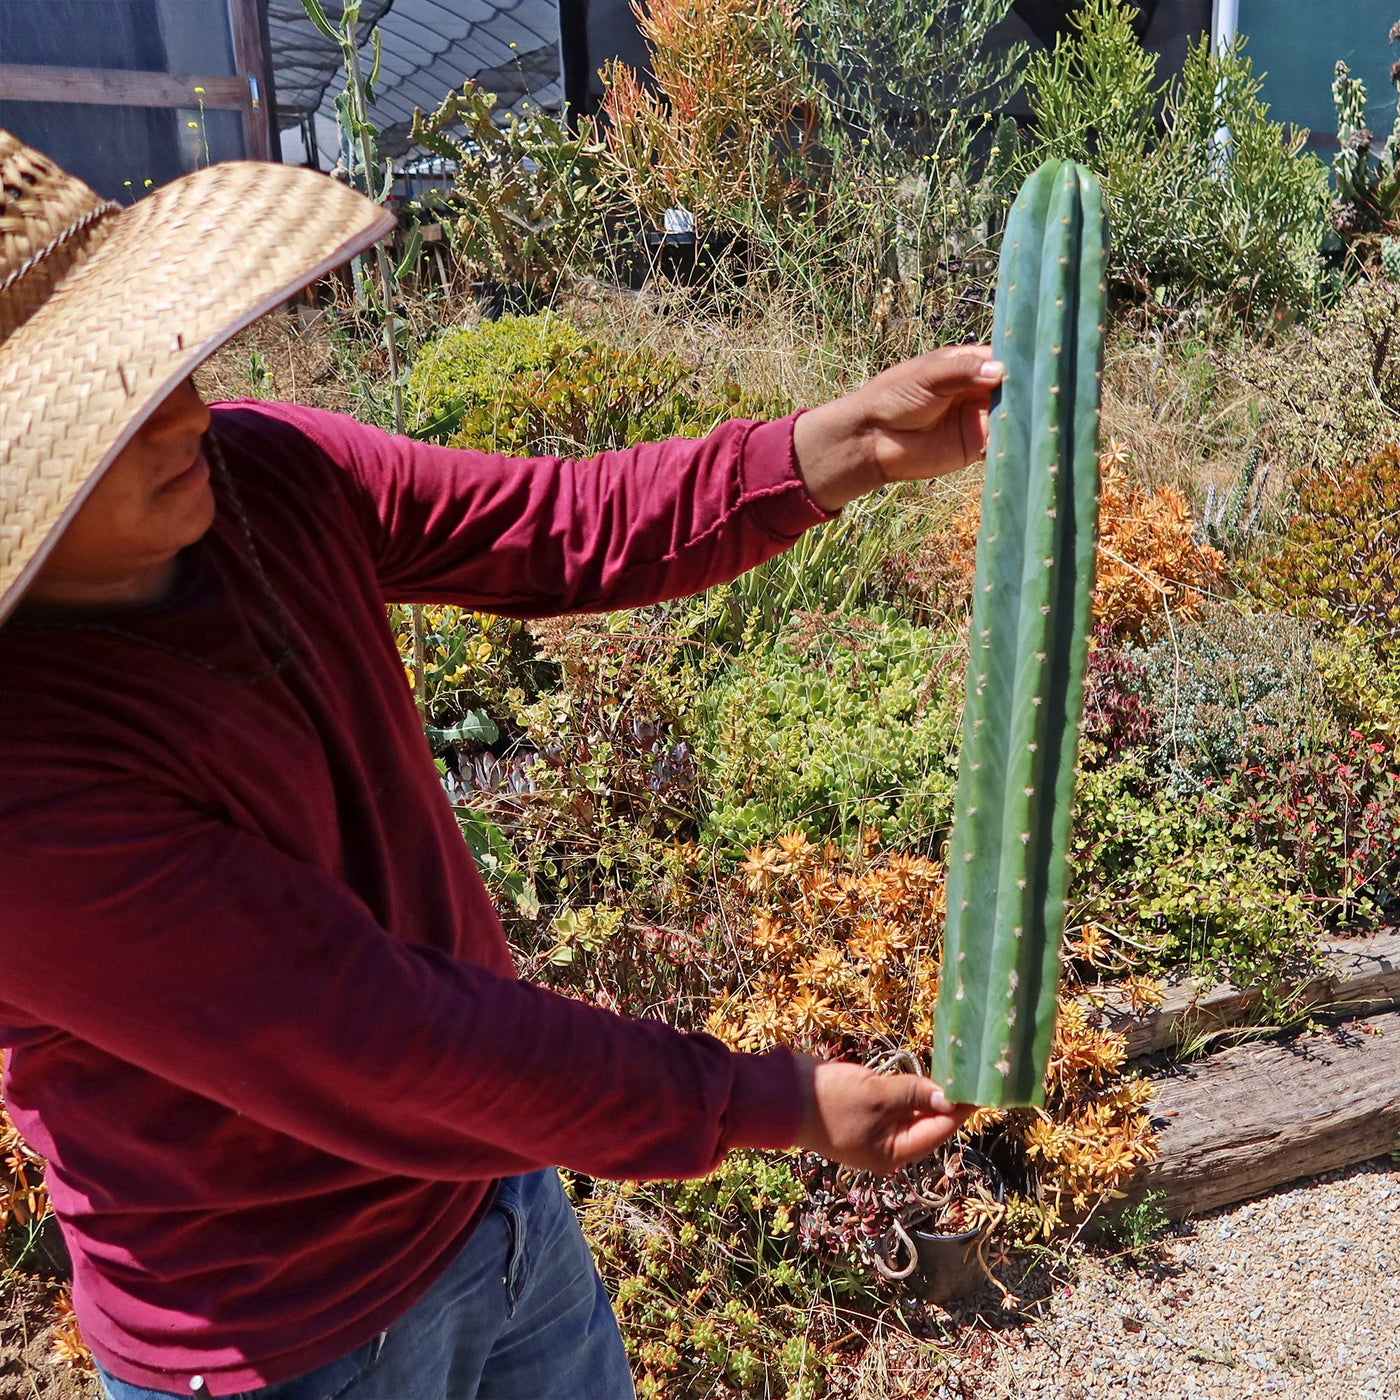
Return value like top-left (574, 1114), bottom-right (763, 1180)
top-left (887, 1145), bottom-right (1006, 1303)
top-left (798, 1053), bottom-right (1006, 1304)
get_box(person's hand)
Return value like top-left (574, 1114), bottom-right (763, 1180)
top-left (793, 345), bottom-right (1005, 512)
top-left (792, 1055), bottom-right (974, 1174)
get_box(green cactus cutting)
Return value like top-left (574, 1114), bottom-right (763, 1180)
top-left (930, 159), bottom-right (1108, 1108)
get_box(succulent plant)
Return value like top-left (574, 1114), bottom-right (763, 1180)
top-left (930, 160), bottom-right (1107, 1107)
top-left (1332, 39), bottom-right (1400, 264)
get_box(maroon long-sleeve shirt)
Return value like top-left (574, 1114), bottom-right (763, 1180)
top-left (0, 402), bottom-right (828, 1394)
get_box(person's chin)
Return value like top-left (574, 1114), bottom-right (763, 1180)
top-left (167, 477), bottom-right (217, 549)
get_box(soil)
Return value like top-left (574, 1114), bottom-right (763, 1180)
top-left (0, 1274), bottom-right (96, 1400)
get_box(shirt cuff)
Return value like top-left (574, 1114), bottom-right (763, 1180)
top-left (739, 413), bottom-right (838, 541)
top-left (721, 1048), bottom-right (804, 1152)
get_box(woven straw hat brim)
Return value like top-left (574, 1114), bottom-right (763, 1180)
top-left (0, 160), bottom-right (394, 624)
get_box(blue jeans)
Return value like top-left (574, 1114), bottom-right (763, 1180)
top-left (98, 1169), bottom-right (635, 1400)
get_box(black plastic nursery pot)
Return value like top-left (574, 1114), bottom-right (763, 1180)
top-left (902, 1148), bottom-right (1005, 1305)
top-left (615, 228), bottom-right (746, 291)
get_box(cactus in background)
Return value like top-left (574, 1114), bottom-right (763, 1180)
top-left (931, 160), bottom-right (1107, 1107)
top-left (1332, 25), bottom-right (1400, 266)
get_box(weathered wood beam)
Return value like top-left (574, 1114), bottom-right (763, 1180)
top-left (1134, 1006), bottom-right (1400, 1220)
top-left (0, 65), bottom-right (247, 111)
top-left (1092, 929), bottom-right (1400, 1061)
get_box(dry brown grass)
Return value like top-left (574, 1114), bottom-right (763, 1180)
top-left (195, 305), bottom-right (355, 413)
top-left (1100, 332), bottom-right (1259, 497)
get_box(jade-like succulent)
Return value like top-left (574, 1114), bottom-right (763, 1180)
top-left (930, 159), bottom-right (1107, 1107)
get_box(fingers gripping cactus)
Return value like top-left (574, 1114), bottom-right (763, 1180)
top-left (931, 161), bottom-right (1108, 1107)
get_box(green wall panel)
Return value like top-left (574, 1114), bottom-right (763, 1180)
top-left (1239, 0), bottom-right (1396, 143)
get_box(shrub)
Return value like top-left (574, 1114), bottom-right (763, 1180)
top-left (1330, 22), bottom-right (1400, 273)
top-left (405, 313), bottom-right (785, 459)
top-left (1, 1079), bottom-right (49, 1247)
top-left (1070, 754), bottom-right (1318, 989)
top-left (801, 0), bottom-right (1022, 173)
top-left (1079, 631), bottom-right (1155, 768)
top-left (1233, 277), bottom-right (1400, 477)
top-left (1127, 606), bottom-right (1333, 792)
top-left (408, 82), bottom-right (606, 300)
top-left (1315, 626), bottom-right (1400, 758)
top-left (704, 840), bottom-right (1158, 1231)
top-left (388, 604), bottom-right (548, 741)
top-left (490, 612), bottom-right (707, 908)
top-left (572, 1154), bottom-right (843, 1400)
top-left (925, 444), bottom-right (1223, 640)
top-left (1024, 0), bottom-right (1329, 315)
top-left (1252, 444), bottom-right (1400, 658)
top-left (1221, 733), bottom-right (1400, 930)
top-left (598, 0), bottom-right (819, 229)
top-left (696, 610), bottom-right (964, 859)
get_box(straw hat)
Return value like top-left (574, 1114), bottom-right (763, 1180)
top-left (0, 130), bottom-right (394, 625)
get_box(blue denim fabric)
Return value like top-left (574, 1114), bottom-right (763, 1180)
top-left (97, 1169), bottom-right (635, 1400)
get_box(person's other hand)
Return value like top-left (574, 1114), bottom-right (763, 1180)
top-left (793, 345), bottom-right (1005, 512)
top-left (792, 1055), bottom-right (974, 1174)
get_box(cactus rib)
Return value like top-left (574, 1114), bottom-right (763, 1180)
top-left (931, 160), bottom-right (1107, 1108)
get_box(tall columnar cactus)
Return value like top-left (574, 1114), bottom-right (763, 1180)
top-left (930, 160), bottom-right (1107, 1108)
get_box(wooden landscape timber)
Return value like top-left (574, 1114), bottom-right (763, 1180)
top-left (1094, 928), bottom-right (1400, 1061)
top-left (1086, 929), bottom-right (1400, 1221)
top-left (1132, 1005), bottom-right (1400, 1220)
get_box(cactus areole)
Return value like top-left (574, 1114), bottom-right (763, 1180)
top-left (930, 160), bottom-right (1108, 1108)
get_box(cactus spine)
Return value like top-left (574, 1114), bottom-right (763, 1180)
top-left (930, 160), bottom-right (1107, 1108)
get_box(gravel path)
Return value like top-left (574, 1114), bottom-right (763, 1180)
top-left (937, 1155), bottom-right (1400, 1400)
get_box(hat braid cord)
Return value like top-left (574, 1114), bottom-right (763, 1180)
top-left (0, 200), bottom-right (119, 299)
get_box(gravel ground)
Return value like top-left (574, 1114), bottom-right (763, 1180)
top-left (932, 1155), bottom-right (1400, 1400)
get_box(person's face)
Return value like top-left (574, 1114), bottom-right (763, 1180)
top-left (29, 378), bottom-right (215, 607)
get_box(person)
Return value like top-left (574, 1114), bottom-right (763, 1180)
top-left (0, 131), bottom-right (1002, 1400)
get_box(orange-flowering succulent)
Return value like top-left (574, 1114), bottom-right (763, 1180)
top-left (1, 1078), bottom-right (49, 1230)
top-left (937, 440), bottom-right (1223, 641)
top-left (712, 837), bottom-right (1159, 1220)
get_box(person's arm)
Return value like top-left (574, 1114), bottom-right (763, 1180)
top-left (0, 781), bottom-right (965, 1180)
top-left (251, 406), bottom-right (831, 614)
top-left (239, 347), bottom-right (1001, 615)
